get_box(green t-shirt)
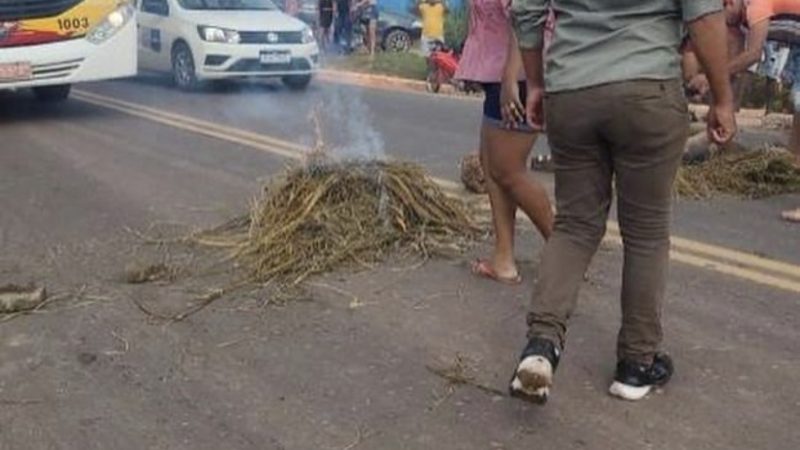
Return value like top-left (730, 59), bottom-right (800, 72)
top-left (512, 0), bottom-right (722, 92)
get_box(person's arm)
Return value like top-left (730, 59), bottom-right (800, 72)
top-left (500, 31), bottom-right (526, 127)
top-left (510, 0), bottom-right (548, 129)
top-left (687, 11), bottom-right (738, 144)
top-left (729, 20), bottom-right (770, 74)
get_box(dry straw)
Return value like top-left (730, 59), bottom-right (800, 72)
top-left (193, 106), bottom-right (479, 286)
top-left (676, 148), bottom-right (800, 199)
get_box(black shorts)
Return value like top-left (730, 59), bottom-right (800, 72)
top-left (481, 82), bottom-right (534, 132)
top-left (320, 10), bottom-right (333, 29)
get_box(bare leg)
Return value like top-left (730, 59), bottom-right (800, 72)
top-left (790, 113), bottom-right (800, 168)
top-left (480, 124), bottom-right (520, 279)
top-left (368, 20), bottom-right (377, 56)
top-left (484, 125), bottom-right (554, 240)
top-left (782, 113), bottom-right (800, 222)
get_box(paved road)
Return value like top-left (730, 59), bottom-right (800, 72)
top-left (0, 77), bottom-right (798, 450)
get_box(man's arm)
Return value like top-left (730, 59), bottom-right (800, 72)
top-left (729, 20), bottom-right (770, 74)
top-left (688, 11), bottom-right (738, 143)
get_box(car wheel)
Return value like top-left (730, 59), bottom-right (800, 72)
top-left (282, 75), bottom-right (312, 91)
top-left (172, 42), bottom-right (199, 91)
top-left (383, 28), bottom-right (412, 52)
top-left (32, 84), bottom-right (71, 102)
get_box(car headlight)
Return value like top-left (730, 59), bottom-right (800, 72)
top-left (86, 2), bottom-right (135, 44)
top-left (301, 26), bottom-right (315, 44)
top-left (197, 26), bottom-right (241, 44)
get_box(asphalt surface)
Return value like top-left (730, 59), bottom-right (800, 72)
top-left (0, 76), bottom-right (799, 450)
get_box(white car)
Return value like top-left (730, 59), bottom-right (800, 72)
top-left (136, 0), bottom-right (319, 90)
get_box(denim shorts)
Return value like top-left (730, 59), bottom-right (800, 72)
top-left (481, 82), bottom-right (535, 133)
top-left (761, 41), bottom-right (800, 109)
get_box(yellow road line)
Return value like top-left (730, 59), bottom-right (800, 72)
top-left (73, 90), bottom-right (306, 158)
top-left (606, 223), bottom-right (800, 281)
top-left (72, 89), bottom-right (800, 293)
top-left (602, 234), bottom-right (800, 294)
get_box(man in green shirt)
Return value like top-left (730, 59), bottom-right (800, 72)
top-left (507, 0), bottom-right (737, 403)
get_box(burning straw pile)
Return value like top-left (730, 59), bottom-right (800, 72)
top-left (676, 148), bottom-right (800, 199)
top-left (200, 161), bottom-right (478, 286)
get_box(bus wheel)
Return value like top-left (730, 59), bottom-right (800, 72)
top-left (172, 42), bottom-right (199, 91)
top-left (33, 84), bottom-right (71, 102)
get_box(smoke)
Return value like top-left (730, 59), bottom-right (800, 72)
top-left (315, 84), bottom-right (386, 161)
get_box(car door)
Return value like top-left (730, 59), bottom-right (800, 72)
top-left (138, 0), bottom-right (171, 72)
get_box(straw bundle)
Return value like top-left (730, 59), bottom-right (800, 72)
top-left (199, 160), bottom-right (478, 286)
top-left (676, 148), bottom-right (800, 199)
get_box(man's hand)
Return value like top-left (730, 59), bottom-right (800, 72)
top-left (525, 84), bottom-right (545, 131)
top-left (687, 11), bottom-right (738, 144)
top-left (500, 77), bottom-right (525, 129)
top-left (707, 100), bottom-right (737, 145)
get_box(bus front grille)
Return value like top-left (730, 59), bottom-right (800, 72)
top-left (31, 58), bottom-right (83, 81)
top-left (0, 0), bottom-right (83, 22)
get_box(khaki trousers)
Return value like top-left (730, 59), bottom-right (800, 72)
top-left (528, 80), bottom-right (689, 364)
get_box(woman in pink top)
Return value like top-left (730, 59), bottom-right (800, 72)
top-left (456, 0), bottom-right (554, 283)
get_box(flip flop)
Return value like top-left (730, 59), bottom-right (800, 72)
top-left (530, 154), bottom-right (555, 172)
top-left (781, 208), bottom-right (800, 223)
top-left (471, 259), bottom-right (522, 285)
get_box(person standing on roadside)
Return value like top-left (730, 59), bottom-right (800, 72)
top-left (319, 0), bottom-right (335, 51)
top-left (354, 0), bottom-right (380, 55)
top-left (508, 0), bottom-right (737, 403)
top-left (688, 0), bottom-right (800, 223)
top-left (284, 0), bottom-right (300, 16)
top-left (456, 0), bottom-right (555, 286)
top-left (416, 0), bottom-right (448, 56)
top-left (334, 0), bottom-right (353, 53)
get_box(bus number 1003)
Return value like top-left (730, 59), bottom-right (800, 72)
top-left (57, 17), bottom-right (90, 31)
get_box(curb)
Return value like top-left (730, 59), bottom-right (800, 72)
top-left (318, 68), bottom-right (471, 98)
top-left (688, 104), bottom-right (793, 130)
top-left (318, 68), bottom-right (794, 130)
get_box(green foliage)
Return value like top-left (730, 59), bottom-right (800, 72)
top-left (444, 2), bottom-right (468, 49)
top-left (326, 52), bottom-right (429, 80)
top-left (739, 75), bottom-right (794, 113)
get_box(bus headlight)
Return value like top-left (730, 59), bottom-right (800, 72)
top-left (86, 3), bottom-right (135, 44)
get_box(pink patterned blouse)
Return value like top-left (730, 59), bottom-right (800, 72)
top-left (456, 0), bottom-right (554, 83)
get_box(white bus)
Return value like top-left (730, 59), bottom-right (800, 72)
top-left (0, 0), bottom-right (136, 101)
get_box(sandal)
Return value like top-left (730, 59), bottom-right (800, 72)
top-left (471, 259), bottom-right (522, 285)
top-left (781, 208), bottom-right (800, 223)
top-left (530, 154), bottom-right (555, 172)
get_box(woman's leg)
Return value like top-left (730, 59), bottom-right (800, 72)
top-left (479, 123), bottom-right (520, 279)
top-left (484, 125), bottom-right (554, 240)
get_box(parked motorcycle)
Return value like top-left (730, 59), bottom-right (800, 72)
top-left (425, 40), bottom-right (479, 94)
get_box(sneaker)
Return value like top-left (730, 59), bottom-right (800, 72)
top-left (509, 337), bottom-right (561, 404)
top-left (608, 353), bottom-right (674, 401)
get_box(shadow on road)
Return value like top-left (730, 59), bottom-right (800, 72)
top-left (129, 73), bottom-right (292, 95)
top-left (0, 91), bottom-right (106, 124)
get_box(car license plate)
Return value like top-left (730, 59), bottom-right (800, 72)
top-left (260, 51), bottom-right (291, 64)
top-left (0, 62), bottom-right (32, 81)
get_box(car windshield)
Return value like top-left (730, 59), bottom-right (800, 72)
top-left (178, 0), bottom-right (277, 10)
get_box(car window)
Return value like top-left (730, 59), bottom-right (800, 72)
top-left (142, 0), bottom-right (170, 15)
top-left (178, 0), bottom-right (278, 10)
